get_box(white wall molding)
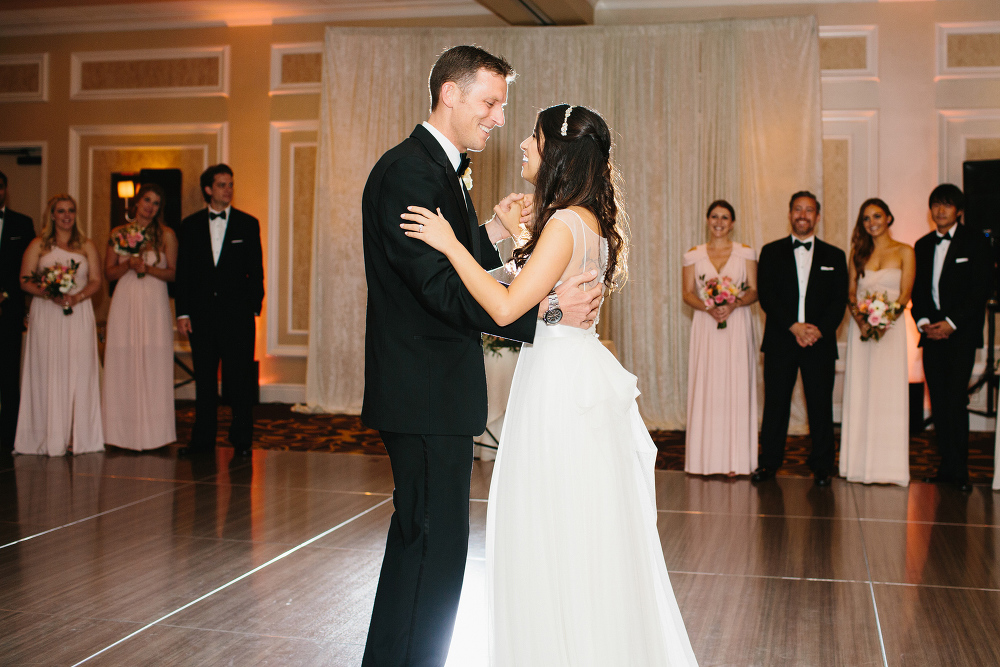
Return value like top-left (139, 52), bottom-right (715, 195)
top-left (267, 120), bottom-right (318, 358)
top-left (68, 122), bottom-right (228, 236)
top-left (0, 53), bottom-right (48, 102)
top-left (270, 42), bottom-right (323, 96)
top-left (819, 25), bottom-right (878, 81)
top-left (70, 46), bottom-right (230, 100)
top-left (936, 22), bottom-right (1000, 81)
top-left (822, 110), bottom-right (879, 248)
top-left (937, 109), bottom-right (1000, 184)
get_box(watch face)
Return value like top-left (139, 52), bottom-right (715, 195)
top-left (543, 308), bottom-right (563, 325)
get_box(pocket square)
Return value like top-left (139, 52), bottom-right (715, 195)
top-left (230, 239), bottom-right (244, 244)
top-left (955, 257), bottom-right (968, 263)
top-left (820, 265), bottom-right (835, 271)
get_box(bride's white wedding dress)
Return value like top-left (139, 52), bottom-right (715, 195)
top-left (486, 209), bottom-right (698, 666)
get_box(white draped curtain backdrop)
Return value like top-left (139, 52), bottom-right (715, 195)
top-left (306, 18), bottom-right (823, 430)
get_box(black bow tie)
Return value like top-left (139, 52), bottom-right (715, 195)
top-left (457, 153), bottom-right (470, 176)
top-left (792, 239), bottom-right (812, 251)
top-left (935, 232), bottom-right (952, 245)
top-left (209, 210), bottom-right (226, 221)
top-left (0, 209), bottom-right (5, 220)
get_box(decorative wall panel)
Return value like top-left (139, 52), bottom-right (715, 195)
top-left (937, 23), bottom-right (1000, 79)
top-left (819, 26), bottom-right (877, 80)
top-left (71, 47), bottom-right (229, 99)
top-left (268, 121), bottom-right (318, 356)
top-left (0, 53), bottom-right (48, 102)
top-left (270, 43), bottom-right (323, 95)
top-left (938, 110), bottom-right (1000, 183)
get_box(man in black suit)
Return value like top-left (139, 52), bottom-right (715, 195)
top-left (754, 191), bottom-right (848, 487)
top-left (361, 46), bottom-right (602, 667)
top-left (175, 164), bottom-right (264, 458)
top-left (912, 184), bottom-right (991, 492)
top-left (0, 171), bottom-right (36, 451)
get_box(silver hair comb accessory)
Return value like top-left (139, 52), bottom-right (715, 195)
top-left (560, 105), bottom-right (574, 136)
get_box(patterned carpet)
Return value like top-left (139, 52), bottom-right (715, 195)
top-left (173, 401), bottom-right (997, 483)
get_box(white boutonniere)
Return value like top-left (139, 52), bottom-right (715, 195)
top-left (462, 165), bottom-right (473, 191)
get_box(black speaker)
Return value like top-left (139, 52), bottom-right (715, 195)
top-left (963, 159), bottom-right (1000, 235)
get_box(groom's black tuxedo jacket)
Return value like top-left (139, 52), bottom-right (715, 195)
top-left (911, 223), bottom-right (991, 349)
top-left (175, 207), bottom-right (264, 321)
top-left (758, 236), bottom-right (848, 358)
top-left (362, 124), bottom-right (536, 436)
top-left (0, 208), bottom-right (35, 326)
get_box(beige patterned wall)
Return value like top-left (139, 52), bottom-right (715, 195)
top-left (0, 63), bottom-right (39, 94)
top-left (966, 137), bottom-right (1000, 161)
top-left (291, 144), bottom-right (316, 333)
top-left (281, 53), bottom-right (323, 85)
top-left (80, 57), bottom-right (219, 91)
top-left (819, 36), bottom-right (868, 71)
top-left (947, 32), bottom-right (1000, 68)
top-left (823, 137), bottom-right (851, 341)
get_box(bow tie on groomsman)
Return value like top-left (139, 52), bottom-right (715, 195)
top-left (935, 231), bottom-right (953, 244)
top-left (792, 239), bottom-right (812, 251)
top-left (209, 210), bottom-right (227, 221)
top-left (0, 209), bottom-right (5, 220)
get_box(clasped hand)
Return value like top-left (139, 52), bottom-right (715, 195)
top-left (922, 320), bottom-right (954, 340)
top-left (789, 321), bottom-right (822, 347)
top-left (708, 303), bottom-right (734, 324)
top-left (128, 254), bottom-right (147, 274)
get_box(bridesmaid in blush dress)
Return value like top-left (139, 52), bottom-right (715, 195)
top-left (840, 198), bottom-right (914, 485)
top-left (15, 194), bottom-right (104, 456)
top-left (102, 183), bottom-right (178, 451)
top-left (682, 200), bottom-right (759, 476)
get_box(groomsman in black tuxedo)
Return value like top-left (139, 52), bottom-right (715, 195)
top-left (0, 171), bottom-right (36, 451)
top-left (912, 184), bottom-right (991, 492)
top-left (360, 46), bottom-right (602, 666)
top-left (175, 164), bottom-right (264, 457)
top-left (754, 191), bottom-right (848, 486)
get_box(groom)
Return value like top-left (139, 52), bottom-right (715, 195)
top-left (754, 191), bottom-right (847, 486)
top-left (361, 46), bottom-right (602, 666)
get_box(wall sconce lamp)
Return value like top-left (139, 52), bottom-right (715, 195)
top-left (117, 180), bottom-right (135, 200)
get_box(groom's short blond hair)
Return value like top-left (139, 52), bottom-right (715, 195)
top-left (428, 45), bottom-right (515, 112)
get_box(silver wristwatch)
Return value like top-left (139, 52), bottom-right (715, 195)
top-left (543, 290), bottom-right (563, 326)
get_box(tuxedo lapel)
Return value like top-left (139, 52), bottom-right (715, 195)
top-left (216, 211), bottom-right (238, 269)
top-left (411, 126), bottom-right (475, 252)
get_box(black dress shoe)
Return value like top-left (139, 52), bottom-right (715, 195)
top-left (957, 481), bottom-right (973, 493)
top-left (814, 472), bottom-right (832, 487)
top-left (233, 446), bottom-right (252, 458)
top-left (178, 445), bottom-right (211, 458)
top-left (751, 467), bottom-right (776, 483)
top-left (923, 475), bottom-right (949, 484)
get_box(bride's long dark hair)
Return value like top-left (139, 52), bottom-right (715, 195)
top-left (512, 104), bottom-right (629, 290)
top-left (850, 197), bottom-right (894, 278)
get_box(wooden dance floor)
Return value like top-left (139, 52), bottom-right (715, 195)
top-left (1, 446), bottom-right (999, 666)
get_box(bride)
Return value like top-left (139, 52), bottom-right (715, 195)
top-left (401, 104), bottom-right (698, 666)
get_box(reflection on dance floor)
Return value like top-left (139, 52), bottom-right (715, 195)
top-left (1, 447), bottom-right (998, 665)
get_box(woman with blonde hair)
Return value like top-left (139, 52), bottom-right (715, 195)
top-left (102, 183), bottom-right (178, 450)
top-left (15, 194), bottom-right (104, 456)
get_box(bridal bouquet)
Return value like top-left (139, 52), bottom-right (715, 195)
top-left (110, 223), bottom-right (147, 277)
top-left (23, 259), bottom-right (81, 315)
top-left (856, 290), bottom-right (902, 342)
top-left (699, 275), bottom-right (748, 329)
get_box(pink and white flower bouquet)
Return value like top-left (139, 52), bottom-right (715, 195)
top-left (856, 290), bottom-right (902, 342)
top-left (110, 223), bottom-right (147, 277)
top-left (699, 275), bottom-right (749, 329)
top-left (23, 259), bottom-right (81, 315)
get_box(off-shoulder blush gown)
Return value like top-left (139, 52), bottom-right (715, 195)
top-left (840, 268), bottom-right (909, 485)
top-left (102, 249), bottom-right (177, 450)
top-left (683, 243), bottom-right (758, 476)
top-left (14, 246), bottom-right (104, 456)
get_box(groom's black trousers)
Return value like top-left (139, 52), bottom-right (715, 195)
top-left (362, 431), bottom-right (473, 667)
top-left (922, 338), bottom-right (977, 484)
top-left (759, 345), bottom-right (837, 475)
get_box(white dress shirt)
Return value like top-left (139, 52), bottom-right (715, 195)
top-left (792, 235), bottom-right (815, 323)
top-left (422, 121), bottom-right (462, 172)
top-left (0, 207), bottom-right (6, 254)
top-left (208, 205), bottom-right (231, 266)
top-left (917, 228), bottom-right (957, 332)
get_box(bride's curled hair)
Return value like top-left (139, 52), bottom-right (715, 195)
top-left (512, 104), bottom-right (629, 290)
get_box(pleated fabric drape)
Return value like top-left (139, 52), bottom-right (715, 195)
top-left (306, 19), bottom-right (823, 429)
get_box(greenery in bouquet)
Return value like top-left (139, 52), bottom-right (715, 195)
top-left (23, 259), bottom-right (80, 315)
top-left (482, 334), bottom-right (522, 357)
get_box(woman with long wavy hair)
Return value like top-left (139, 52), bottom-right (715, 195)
top-left (15, 194), bottom-right (104, 455)
top-left (401, 104), bottom-right (697, 665)
top-left (102, 183), bottom-right (178, 451)
top-left (840, 198), bottom-right (914, 485)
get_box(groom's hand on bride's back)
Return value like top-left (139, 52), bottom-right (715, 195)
top-left (538, 270), bottom-right (603, 329)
